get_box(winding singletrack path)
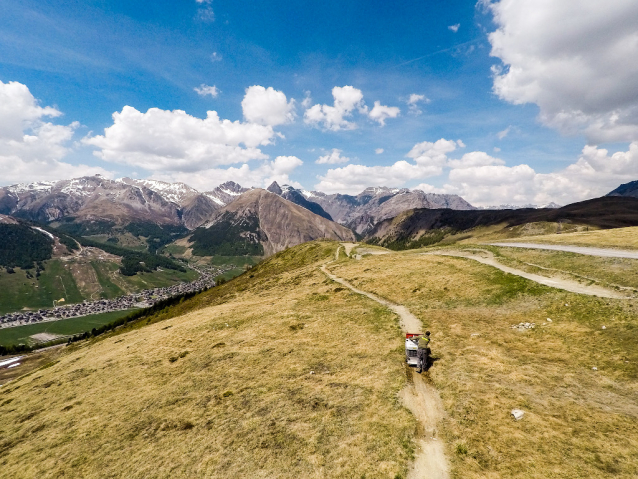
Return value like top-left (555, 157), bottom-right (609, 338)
top-left (322, 247), bottom-right (449, 479)
top-left (489, 242), bottom-right (638, 259)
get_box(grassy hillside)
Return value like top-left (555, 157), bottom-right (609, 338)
top-left (487, 245), bottom-right (638, 292)
top-left (0, 242), bottom-right (415, 478)
top-left (366, 196), bottom-right (638, 250)
top-left (5, 237), bottom-right (638, 477)
top-left (330, 248), bottom-right (638, 478)
top-left (493, 225), bottom-right (638, 249)
top-left (189, 212), bottom-right (265, 256)
top-left (52, 220), bottom-right (189, 253)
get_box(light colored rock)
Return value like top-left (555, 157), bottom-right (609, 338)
top-left (602, 325), bottom-right (606, 330)
top-left (511, 409), bottom-right (525, 421)
top-left (547, 318), bottom-right (552, 322)
top-left (592, 367), bottom-right (598, 371)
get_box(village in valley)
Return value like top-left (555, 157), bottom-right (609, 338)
top-left (0, 266), bottom-right (221, 329)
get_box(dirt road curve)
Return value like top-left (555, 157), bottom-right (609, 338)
top-left (490, 242), bottom-right (638, 259)
top-left (322, 247), bottom-right (449, 479)
top-left (429, 250), bottom-right (627, 299)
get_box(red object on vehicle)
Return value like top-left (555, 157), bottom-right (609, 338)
top-left (406, 333), bottom-right (423, 339)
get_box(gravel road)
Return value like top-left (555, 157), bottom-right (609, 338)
top-left (490, 242), bottom-right (638, 259)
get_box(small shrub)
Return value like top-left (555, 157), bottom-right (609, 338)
top-left (222, 390), bottom-right (233, 397)
top-left (179, 420), bottom-right (195, 430)
top-left (456, 443), bottom-right (468, 455)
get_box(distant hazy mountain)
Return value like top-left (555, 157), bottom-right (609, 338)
top-left (0, 176), bottom-right (181, 226)
top-left (298, 187), bottom-right (475, 235)
top-left (189, 189), bottom-right (356, 257)
top-left (476, 202), bottom-right (561, 210)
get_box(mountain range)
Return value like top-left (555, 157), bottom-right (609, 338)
top-left (0, 175), bottom-right (475, 236)
top-left (4, 175), bottom-right (638, 260)
top-left (0, 176), bottom-right (248, 230)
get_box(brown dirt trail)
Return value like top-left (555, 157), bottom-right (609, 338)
top-left (322, 246), bottom-right (449, 479)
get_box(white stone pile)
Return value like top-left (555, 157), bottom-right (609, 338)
top-left (511, 322), bottom-right (536, 331)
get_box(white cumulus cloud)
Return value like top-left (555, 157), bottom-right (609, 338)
top-left (315, 135), bottom-right (638, 206)
top-left (194, 84), bottom-right (219, 98)
top-left (316, 149), bottom-right (350, 165)
top-left (448, 24), bottom-right (460, 32)
top-left (406, 138), bottom-right (462, 167)
top-left (447, 151), bottom-right (505, 169)
top-left (486, 0), bottom-right (638, 143)
top-left (83, 105), bottom-right (276, 172)
top-left (315, 161), bottom-right (442, 195)
top-left (0, 80), bottom-right (110, 185)
top-left (315, 138), bottom-right (461, 194)
top-left (153, 155), bottom-right (303, 191)
top-left (368, 101), bottom-right (400, 126)
top-left (241, 85), bottom-right (295, 127)
top-left (375, 148), bottom-right (384, 154)
top-left (417, 142), bottom-right (638, 207)
top-left (304, 86), bottom-right (366, 131)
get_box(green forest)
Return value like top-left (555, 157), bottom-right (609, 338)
top-left (0, 224), bottom-right (53, 269)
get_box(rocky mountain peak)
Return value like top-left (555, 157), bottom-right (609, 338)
top-left (215, 181), bottom-right (246, 195)
top-left (266, 181), bottom-right (283, 195)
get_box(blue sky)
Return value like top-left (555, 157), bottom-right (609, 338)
top-left (1, 0), bottom-right (637, 206)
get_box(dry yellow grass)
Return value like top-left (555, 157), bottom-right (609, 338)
top-left (332, 251), bottom-right (638, 478)
top-left (495, 225), bottom-right (638, 249)
top-left (5, 239), bottom-right (638, 478)
top-left (0, 242), bottom-right (414, 479)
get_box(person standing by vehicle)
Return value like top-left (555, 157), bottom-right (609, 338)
top-left (416, 331), bottom-right (431, 373)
